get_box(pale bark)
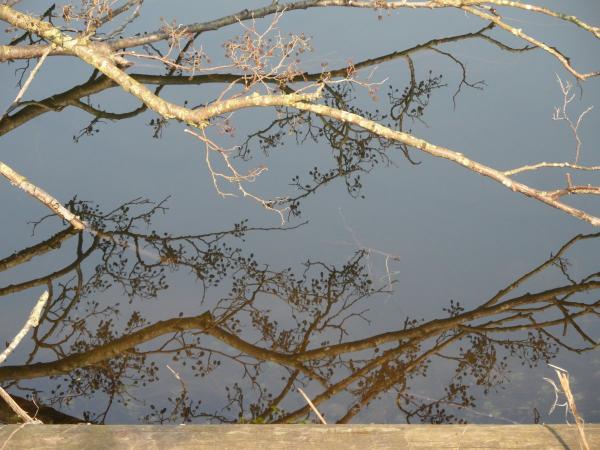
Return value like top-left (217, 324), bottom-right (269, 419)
top-left (0, 290), bottom-right (48, 425)
top-left (0, 388), bottom-right (40, 423)
top-left (0, 162), bottom-right (86, 230)
top-left (290, 102), bottom-right (600, 226)
top-left (1, 0), bottom-right (598, 76)
top-left (0, 291), bottom-right (48, 365)
top-left (0, 29), bottom-right (86, 231)
top-left (1, 3), bottom-right (599, 226)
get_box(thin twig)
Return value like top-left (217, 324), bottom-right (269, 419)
top-left (552, 75), bottom-right (594, 164)
top-left (505, 162), bottom-right (600, 176)
top-left (1, 45), bottom-right (52, 120)
top-left (544, 364), bottom-right (590, 450)
top-left (0, 387), bottom-right (42, 424)
top-left (0, 290), bottom-right (48, 424)
top-left (0, 291), bottom-right (49, 365)
top-left (0, 39), bottom-right (86, 231)
top-left (297, 387), bottom-right (327, 424)
top-left (0, 162), bottom-right (87, 230)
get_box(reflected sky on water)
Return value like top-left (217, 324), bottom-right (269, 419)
top-left (0, 1), bottom-right (599, 424)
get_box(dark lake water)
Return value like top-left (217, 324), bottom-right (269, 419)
top-left (1, 1), bottom-right (599, 424)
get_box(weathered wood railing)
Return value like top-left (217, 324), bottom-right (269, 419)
top-left (0, 424), bottom-right (598, 449)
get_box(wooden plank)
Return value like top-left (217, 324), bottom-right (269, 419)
top-left (0, 424), bottom-right (597, 449)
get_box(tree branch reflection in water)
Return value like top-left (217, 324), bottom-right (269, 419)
top-left (0, 200), bottom-right (597, 424)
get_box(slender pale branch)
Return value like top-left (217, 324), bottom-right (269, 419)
top-left (1, 4), bottom-right (598, 226)
top-left (0, 162), bottom-right (86, 230)
top-left (0, 388), bottom-right (41, 423)
top-left (0, 288), bottom-right (48, 423)
top-left (289, 101), bottom-right (600, 226)
top-left (1, 45), bottom-right (51, 119)
top-left (0, 24), bottom-right (516, 137)
top-left (0, 290), bottom-right (49, 365)
top-left (505, 162), bottom-right (600, 176)
top-left (462, 5), bottom-right (599, 80)
top-left (1, 0), bottom-right (598, 75)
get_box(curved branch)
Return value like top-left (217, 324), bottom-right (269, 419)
top-left (461, 5), bottom-right (599, 80)
top-left (1, 4), bottom-right (598, 226)
top-left (0, 227), bottom-right (77, 273)
top-left (2, 24), bottom-right (521, 136)
top-left (0, 162), bottom-right (87, 230)
top-left (1, 0), bottom-right (598, 76)
top-left (289, 101), bottom-right (600, 226)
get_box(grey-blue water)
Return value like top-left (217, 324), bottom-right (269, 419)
top-left (0, 1), bottom-right (598, 424)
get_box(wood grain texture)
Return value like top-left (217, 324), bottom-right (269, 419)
top-left (0, 424), bottom-right (598, 449)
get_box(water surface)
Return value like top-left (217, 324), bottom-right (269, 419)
top-left (0, 1), bottom-right (599, 424)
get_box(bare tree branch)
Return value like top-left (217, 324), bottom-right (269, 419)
top-left (0, 2), bottom-right (598, 229)
top-left (0, 162), bottom-right (87, 230)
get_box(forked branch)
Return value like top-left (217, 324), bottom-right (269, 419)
top-left (0, 3), bottom-right (599, 226)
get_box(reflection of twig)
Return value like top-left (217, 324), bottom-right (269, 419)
top-left (167, 364), bottom-right (187, 395)
top-left (166, 364), bottom-right (192, 424)
top-left (401, 392), bottom-right (518, 424)
top-left (297, 388), bottom-right (326, 424)
top-left (336, 208), bottom-right (400, 292)
top-left (544, 364), bottom-right (589, 450)
top-left (166, 364), bottom-right (183, 383)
